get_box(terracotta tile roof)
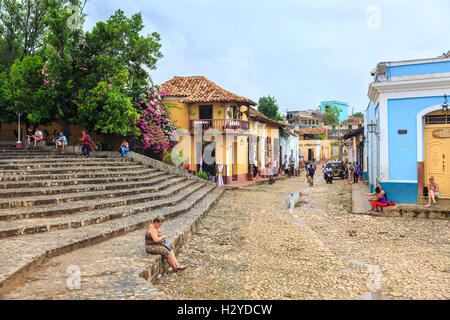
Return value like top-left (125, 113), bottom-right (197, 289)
top-left (342, 116), bottom-right (364, 125)
top-left (294, 128), bottom-right (327, 135)
top-left (248, 107), bottom-right (284, 127)
top-left (161, 76), bottom-right (257, 106)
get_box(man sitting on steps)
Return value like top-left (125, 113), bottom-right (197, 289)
top-left (55, 132), bottom-right (68, 153)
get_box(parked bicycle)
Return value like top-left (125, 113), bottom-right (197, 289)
top-left (72, 139), bottom-right (102, 155)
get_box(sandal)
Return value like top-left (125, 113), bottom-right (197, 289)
top-left (175, 265), bottom-right (187, 272)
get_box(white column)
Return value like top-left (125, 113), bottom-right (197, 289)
top-left (261, 124), bottom-right (266, 168)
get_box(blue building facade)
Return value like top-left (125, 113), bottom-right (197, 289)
top-left (320, 101), bottom-right (349, 123)
top-left (365, 53), bottom-right (450, 204)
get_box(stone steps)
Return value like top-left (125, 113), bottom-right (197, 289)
top-left (0, 184), bottom-right (221, 296)
top-left (0, 172), bottom-right (167, 197)
top-left (0, 151), bottom-right (71, 156)
top-left (0, 158), bottom-right (136, 167)
top-left (0, 168), bottom-right (158, 182)
top-left (0, 177), bottom-right (179, 205)
top-left (0, 164), bottom-right (149, 176)
top-left (0, 177), bottom-right (192, 217)
top-left (0, 149), bottom-right (221, 298)
top-left (0, 155), bottom-right (94, 160)
top-left (0, 171), bottom-right (165, 190)
top-left (0, 161), bottom-right (138, 170)
top-left (0, 158), bottom-right (132, 164)
top-left (0, 181), bottom-right (207, 239)
top-left (0, 188), bottom-right (223, 300)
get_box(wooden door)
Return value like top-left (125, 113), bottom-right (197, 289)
top-left (424, 127), bottom-right (450, 197)
top-left (232, 141), bottom-right (238, 181)
top-left (308, 149), bottom-right (314, 162)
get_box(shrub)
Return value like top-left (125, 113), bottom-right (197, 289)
top-left (195, 172), bottom-right (208, 180)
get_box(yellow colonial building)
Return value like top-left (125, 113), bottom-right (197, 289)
top-left (161, 76), bottom-right (282, 185)
top-left (295, 128), bottom-right (335, 162)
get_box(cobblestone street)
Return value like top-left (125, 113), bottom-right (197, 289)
top-left (156, 175), bottom-right (450, 300)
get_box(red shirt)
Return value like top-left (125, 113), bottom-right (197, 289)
top-left (81, 134), bottom-right (90, 145)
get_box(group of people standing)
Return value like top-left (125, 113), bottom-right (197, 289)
top-left (345, 162), bottom-right (361, 184)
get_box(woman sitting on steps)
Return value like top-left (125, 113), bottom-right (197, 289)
top-left (145, 215), bottom-right (187, 272)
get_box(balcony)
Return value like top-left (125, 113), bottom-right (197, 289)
top-left (189, 119), bottom-right (250, 132)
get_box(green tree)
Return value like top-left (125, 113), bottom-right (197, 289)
top-left (43, 6), bottom-right (162, 139)
top-left (353, 112), bottom-right (364, 118)
top-left (257, 96), bottom-right (279, 120)
top-left (257, 95), bottom-right (287, 138)
top-left (83, 9), bottom-right (163, 101)
top-left (0, 0), bottom-right (73, 121)
top-left (1, 55), bottom-right (55, 124)
top-left (325, 106), bottom-right (342, 124)
top-left (76, 68), bottom-right (139, 137)
top-left (0, 0), bottom-right (64, 71)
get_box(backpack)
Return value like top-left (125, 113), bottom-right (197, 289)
top-left (86, 135), bottom-right (93, 144)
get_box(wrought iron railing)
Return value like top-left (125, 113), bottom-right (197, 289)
top-left (189, 119), bottom-right (250, 132)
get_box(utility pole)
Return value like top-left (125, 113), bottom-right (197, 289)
top-left (338, 118), bottom-right (342, 161)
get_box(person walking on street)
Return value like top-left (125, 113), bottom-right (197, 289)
top-left (289, 153), bottom-right (295, 177)
top-left (353, 162), bottom-right (361, 184)
top-left (307, 161), bottom-right (316, 186)
top-left (80, 130), bottom-right (91, 158)
top-left (348, 162), bottom-right (354, 181)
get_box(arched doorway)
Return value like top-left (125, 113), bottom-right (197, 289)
top-left (423, 110), bottom-right (450, 198)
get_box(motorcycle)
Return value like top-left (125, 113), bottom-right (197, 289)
top-left (325, 171), bottom-right (333, 184)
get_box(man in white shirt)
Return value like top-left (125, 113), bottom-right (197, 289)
top-left (33, 127), bottom-right (43, 147)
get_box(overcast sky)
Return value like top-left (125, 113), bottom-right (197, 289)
top-left (84, 0), bottom-right (450, 114)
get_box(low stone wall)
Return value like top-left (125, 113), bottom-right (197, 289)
top-left (383, 205), bottom-right (449, 219)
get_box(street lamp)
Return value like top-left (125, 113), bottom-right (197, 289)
top-left (16, 112), bottom-right (23, 149)
top-left (442, 94), bottom-right (449, 113)
top-left (367, 121), bottom-right (378, 136)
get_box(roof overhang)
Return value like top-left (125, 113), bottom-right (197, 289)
top-left (343, 128), bottom-right (364, 140)
top-left (368, 75), bottom-right (450, 103)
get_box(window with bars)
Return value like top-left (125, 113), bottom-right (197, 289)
top-left (425, 114), bottom-right (450, 125)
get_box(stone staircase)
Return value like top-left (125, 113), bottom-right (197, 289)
top-left (0, 146), bottom-right (223, 299)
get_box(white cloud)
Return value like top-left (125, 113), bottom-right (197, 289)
top-left (83, 0), bottom-right (450, 113)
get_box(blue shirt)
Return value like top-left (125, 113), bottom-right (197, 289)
top-left (59, 136), bottom-right (68, 145)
